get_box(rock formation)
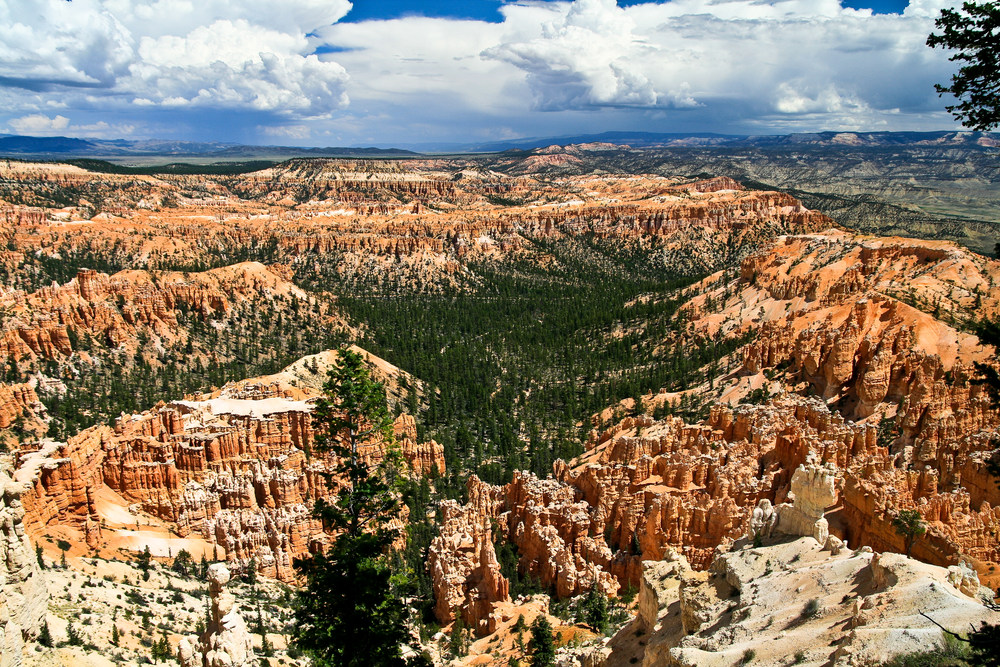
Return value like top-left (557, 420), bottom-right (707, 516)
top-left (773, 462), bottom-right (840, 544)
top-left (0, 263), bottom-right (311, 363)
top-left (13, 350), bottom-right (444, 580)
top-left (430, 382), bottom-right (999, 630)
top-left (0, 468), bottom-right (48, 667)
top-left (421, 230), bottom-right (1000, 638)
top-left (0, 159), bottom-right (831, 294)
top-left (178, 564), bottom-right (254, 667)
top-left (594, 536), bottom-right (998, 666)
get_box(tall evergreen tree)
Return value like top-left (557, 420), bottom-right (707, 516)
top-left (529, 616), bottom-right (556, 667)
top-left (292, 348), bottom-right (424, 667)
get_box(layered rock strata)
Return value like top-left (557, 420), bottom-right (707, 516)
top-left (13, 352), bottom-right (443, 580)
top-left (0, 262), bottom-right (309, 363)
top-left (431, 390), bottom-right (998, 631)
top-left (1, 160), bottom-right (831, 290)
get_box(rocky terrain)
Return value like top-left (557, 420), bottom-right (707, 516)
top-left (597, 515), bottom-right (995, 666)
top-left (424, 228), bottom-right (1000, 648)
top-left (0, 155), bottom-right (996, 665)
top-left (8, 348), bottom-right (442, 584)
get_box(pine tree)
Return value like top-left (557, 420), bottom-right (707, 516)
top-left (245, 556), bottom-right (258, 586)
top-left (112, 624), bottom-right (120, 646)
top-left (138, 545), bottom-right (152, 581)
top-left (57, 540), bottom-right (70, 568)
top-left (529, 616), bottom-right (555, 667)
top-left (38, 621), bottom-right (52, 647)
top-left (35, 544), bottom-right (45, 570)
top-left (892, 509), bottom-right (926, 557)
top-left (579, 587), bottom-right (609, 634)
top-left (292, 347), bottom-right (424, 667)
top-left (172, 549), bottom-right (193, 577)
top-left (449, 613), bottom-right (466, 658)
top-left (66, 621), bottom-right (83, 647)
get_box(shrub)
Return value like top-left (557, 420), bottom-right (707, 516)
top-left (801, 598), bottom-right (821, 619)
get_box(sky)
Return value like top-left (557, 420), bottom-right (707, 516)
top-left (0, 0), bottom-right (968, 147)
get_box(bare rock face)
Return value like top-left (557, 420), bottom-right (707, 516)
top-left (774, 462), bottom-right (840, 543)
top-left (0, 382), bottom-right (46, 432)
top-left (0, 264), bottom-right (303, 363)
top-left (430, 381), bottom-right (999, 624)
top-left (12, 350), bottom-right (443, 580)
top-left (178, 564), bottom-right (254, 667)
top-left (429, 477), bottom-right (510, 635)
top-left (594, 538), bottom-right (998, 667)
top-left (0, 469), bottom-right (48, 667)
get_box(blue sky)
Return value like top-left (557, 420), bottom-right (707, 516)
top-left (0, 0), bottom-right (965, 147)
top-left (343, 1), bottom-right (912, 22)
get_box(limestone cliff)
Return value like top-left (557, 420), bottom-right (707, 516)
top-left (0, 469), bottom-right (48, 667)
top-left (12, 350), bottom-right (443, 580)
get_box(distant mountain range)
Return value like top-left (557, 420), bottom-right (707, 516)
top-left (0, 135), bottom-right (420, 158)
top-left (454, 130), bottom-right (1000, 153)
top-left (0, 130), bottom-right (996, 161)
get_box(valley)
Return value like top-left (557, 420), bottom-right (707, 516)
top-left (0, 148), bottom-right (997, 667)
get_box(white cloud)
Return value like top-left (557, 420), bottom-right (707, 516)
top-left (475, 0), bottom-right (956, 122)
top-left (8, 114), bottom-right (70, 133)
top-left (0, 0), bottom-right (351, 116)
top-left (7, 113), bottom-right (135, 138)
top-left (0, 0), bottom-right (969, 142)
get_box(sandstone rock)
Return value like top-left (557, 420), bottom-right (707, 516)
top-left (774, 462), bottom-right (840, 543)
top-left (13, 350), bottom-right (441, 581)
top-left (0, 469), bottom-right (48, 667)
top-left (598, 537), bottom-right (1000, 667)
top-left (178, 564), bottom-right (254, 667)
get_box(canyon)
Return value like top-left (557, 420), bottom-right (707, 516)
top-left (427, 228), bottom-right (1000, 638)
top-left (0, 153), bottom-right (996, 665)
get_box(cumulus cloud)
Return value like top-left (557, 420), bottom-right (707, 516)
top-left (7, 113), bottom-right (135, 138)
top-left (477, 0), bottom-right (956, 122)
top-left (0, 0), bottom-right (351, 117)
top-left (0, 0), bottom-right (968, 142)
top-left (484, 0), bottom-right (665, 110)
top-left (8, 114), bottom-right (70, 133)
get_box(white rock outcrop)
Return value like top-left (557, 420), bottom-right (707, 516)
top-left (591, 536), bottom-right (999, 667)
top-left (0, 469), bottom-right (48, 667)
top-left (178, 564), bottom-right (254, 667)
top-left (774, 462), bottom-right (840, 543)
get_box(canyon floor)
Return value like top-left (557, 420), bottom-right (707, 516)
top-left (0, 148), bottom-right (998, 666)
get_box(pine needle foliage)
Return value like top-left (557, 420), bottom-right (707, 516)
top-left (292, 347), bottom-right (425, 667)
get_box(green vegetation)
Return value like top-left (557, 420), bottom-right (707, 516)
top-left (292, 348), bottom-right (425, 666)
top-left (171, 550), bottom-right (193, 577)
top-left (579, 587), bottom-right (610, 634)
top-left (323, 235), bottom-right (744, 496)
top-left (529, 616), bottom-right (555, 667)
top-left (892, 510), bottom-right (927, 557)
top-left (927, 1), bottom-right (1000, 131)
top-left (65, 158), bottom-right (278, 176)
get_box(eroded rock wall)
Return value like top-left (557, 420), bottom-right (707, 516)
top-left (13, 360), bottom-right (444, 581)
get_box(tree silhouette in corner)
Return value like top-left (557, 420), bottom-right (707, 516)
top-left (927, 1), bottom-right (1000, 131)
top-left (293, 347), bottom-right (425, 667)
